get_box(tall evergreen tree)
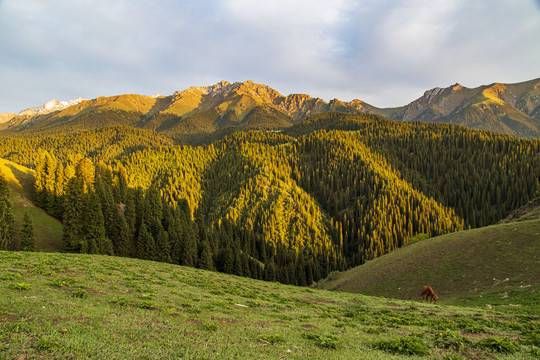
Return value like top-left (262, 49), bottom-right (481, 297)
top-left (0, 172), bottom-right (14, 250)
top-left (34, 150), bottom-right (57, 212)
top-left (95, 166), bottom-right (116, 241)
top-left (155, 227), bottom-right (172, 263)
top-left (111, 206), bottom-right (132, 257)
top-left (19, 211), bottom-right (35, 251)
top-left (62, 177), bottom-right (86, 252)
top-left (51, 161), bottom-right (66, 219)
top-left (136, 222), bottom-right (155, 261)
top-left (198, 238), bottom-right (214, 270)
top-left (83, 192), bottom-right (113, 255)
top-left (75, 158), bottom-right (95, 192)
top-left (181, 223), bottom-right (198, 267)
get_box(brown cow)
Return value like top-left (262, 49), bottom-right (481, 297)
top-left (421, 286), bottom-right (438, 303)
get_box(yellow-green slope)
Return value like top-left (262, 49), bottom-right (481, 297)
top-left (0, 158), bottom-right (62, 251)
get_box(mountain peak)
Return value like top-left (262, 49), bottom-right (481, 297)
top-left (19, 97), bottom-right (86, 116)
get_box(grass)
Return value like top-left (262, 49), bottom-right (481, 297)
top-left (317, 216), bottom-right (540, 315)
top-left (1, 250), bottom-right (538, 359)
top-left (0, 158), bottom-right (63, 251)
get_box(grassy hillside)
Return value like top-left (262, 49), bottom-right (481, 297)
top-left (0, 159), bottom-right (62, 251)
top-left (2, 251), bottom-right (539, 359)
top-left (317, 213), bottom-right (540, 313)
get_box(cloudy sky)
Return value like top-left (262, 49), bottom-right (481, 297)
top-left (1, 0), bottom-right (539, 113)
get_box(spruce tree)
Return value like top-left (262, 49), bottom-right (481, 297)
top-left (136, 222), bottom-right (155, 261)
top-left (181, 223), bottom-right (198, 267)
top-left (155, 228), bottom-right (172, 263)
top-left (233, 251), bottom-right (243, 276)
top-left (0, 172), bottom-right (14, 250)
top-left (111, 207), bottom-right (132, 257)
top-left (198, 238), bottom-right (214, 270)
top-left (83, 192), bottom-right (113, 255)
top-left (62, 177), bottom-right (86, 252)
top-left (53, 161), bottom-right (66, 219)
top-left (19, 211), bottom-right (35, 251)
top-left (95, 167), bottom-right (116, 241)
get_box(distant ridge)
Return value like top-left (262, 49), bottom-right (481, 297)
top-left (377, 78), bottom-right (540, 138)
top-left (2, 78), bottom-right (539, 138)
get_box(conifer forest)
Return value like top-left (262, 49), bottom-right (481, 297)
top-left (1, 113), bottom-right (539, 286)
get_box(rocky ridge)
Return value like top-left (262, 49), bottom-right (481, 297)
top-left (2, 78), bottom-right (539, 138)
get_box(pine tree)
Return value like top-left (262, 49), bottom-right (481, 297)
top-left (95, 166), bottom-right (116, 241)
top-left (0, 172), bottom-right (14, 250)
top-left (62, 177), bottom-right (86, 252)
top-left (198, 238), bottom-right (214, 270)
top-left (51, 161), bottom-right (66, 219)
top-left (75, 158), bottom-right (95, 192)
top-left (233, 251), bottom-right (243, 276)
top-left (111, 206), bottom-right (132, 257)
top-left (135, 222), bottom-right (156, 260)
top-left (155, 228), bottom-right (172, 263)
top-left (220, 244), bottom-right (234, 274)
top-left (19, 211), bottom-right (35, 251)
top-left (83, 192), bottom-right (113, 255)
top-left (263, 260), bottom-right (277, 282)
top-left (181, 223), bottom-right (198, 267)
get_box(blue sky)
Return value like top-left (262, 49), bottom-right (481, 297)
top-left (1, 0), bottom-right (539, 113)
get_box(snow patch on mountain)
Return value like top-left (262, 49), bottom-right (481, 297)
top-left (19, 97), bottom-right (86, 116)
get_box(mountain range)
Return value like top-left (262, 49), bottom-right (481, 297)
top-left (1, 78), bottom-right (539, 139)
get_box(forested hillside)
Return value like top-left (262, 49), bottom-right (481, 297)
top-left (0, 113), bottom-right (538, 286)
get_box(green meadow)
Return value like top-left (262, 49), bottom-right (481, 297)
top-left (1, 250), bottom-right (538, 359)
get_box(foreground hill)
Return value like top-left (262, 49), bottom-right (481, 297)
top-left (316, 203), bottom-right (540, 311)
top-left (0, 158), bottom-right (62, 251)
top-left (2, 78), bottom-right (538, 140)
top-left (1, 250), bottom-right (539, 359)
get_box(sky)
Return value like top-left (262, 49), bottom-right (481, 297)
top-left (1, 0), bottom-right (539, 113)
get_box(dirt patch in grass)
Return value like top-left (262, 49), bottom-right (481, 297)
top-left (186, 318), bottom-right (202, 326)
top-left (299, 298), bottom-right (340, 305)
top-left (211, 317), bottom-right (238, 324)
top-left (254, 321), bottom-right (270, 327)
top-left (301, 324), bottom-right (318, 329)
top-left (183, 330), bottom-right (197, 336)
top-left (463, 333), bottom-right (496, 339)
top-left (62, 268), bottom-right (85, 275)
top-left (85, 289), bottom-right (106, 295)
top-left (0, 314), bottom-right (20, 322)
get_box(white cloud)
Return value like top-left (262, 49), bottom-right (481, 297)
top-left (0, 0), bottom-right (539, 112)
